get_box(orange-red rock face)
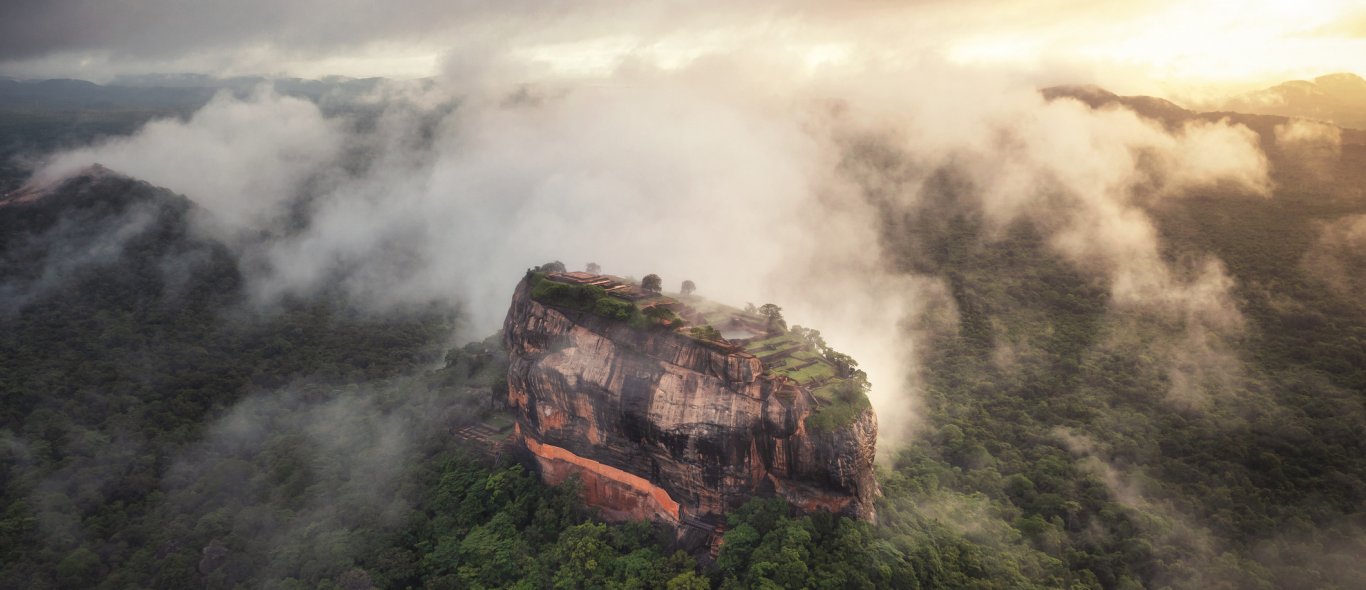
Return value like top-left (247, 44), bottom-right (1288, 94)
top-left (503, 276), bottom-right (878, 534)
top-left (520, 424), bottom-right (680, 522)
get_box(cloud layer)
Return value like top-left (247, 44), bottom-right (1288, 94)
top-left (28, 50), bottom-right (1277, 450)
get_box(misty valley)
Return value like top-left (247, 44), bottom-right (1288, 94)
top-left (2, 30), bottom-right (1366, 590)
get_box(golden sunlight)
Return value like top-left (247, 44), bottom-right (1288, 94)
top-left (948, 0), bottom-right (1366, 90)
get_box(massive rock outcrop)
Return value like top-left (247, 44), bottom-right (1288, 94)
top-left (503, 274), bottom-right (877, 544)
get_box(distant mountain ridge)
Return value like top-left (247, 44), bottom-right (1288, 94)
top-left (0, 74), bottom-right (427, 112)
top-left (1042, 82), bottom-right (1366, 151)
top-left (1217, 72), bottom-right (1366, 130)
top-left (1041, 84), bottom-right (1194, 128)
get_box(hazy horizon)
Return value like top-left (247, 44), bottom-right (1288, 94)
top-left (4, 1), bottom-right (1366, 102)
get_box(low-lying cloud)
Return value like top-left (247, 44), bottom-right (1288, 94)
top-left (38, 90), bottom-right (343, 232)
top-left (158, 382), bottom-right (468, 581)
top-left (1274, 118), bottom-right (1344, 181)
top-left (31, 51), bottom-right (1276, 451)
top-left (1303, 213), bottom-right (1366, 296)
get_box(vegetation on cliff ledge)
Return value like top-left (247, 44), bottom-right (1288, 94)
top-left (528, 271), bottom-right (640, 323)
top-left (527, 269), bottom-right (691, 331)
top-left (745, 327), bottom-right (873, 433)
top-left (806, 380), bottom-right (874, 433)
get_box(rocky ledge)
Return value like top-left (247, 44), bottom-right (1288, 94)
top-left (502, 272), bottom-right (877, 546)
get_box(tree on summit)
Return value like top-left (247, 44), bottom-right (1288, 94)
top-left (680, 280), bottom-right (696, 295)
top-left (791, 326), bottom-right (827, 353)
top-left (586, 262), bottom-right (601, 274)
top-left (642, 274), bottom-right (662, 293)
top-left (759, 303), bottom-right (786, 332)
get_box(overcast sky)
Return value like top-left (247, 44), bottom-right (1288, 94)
top-left (2, 0), bottom-right (1364, 96)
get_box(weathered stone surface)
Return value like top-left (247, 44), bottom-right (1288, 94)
top-left (502, 275), bottom-right (878, 535)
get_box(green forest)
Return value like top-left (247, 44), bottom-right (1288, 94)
top-left (2, 85), bottom-right (1365, 589)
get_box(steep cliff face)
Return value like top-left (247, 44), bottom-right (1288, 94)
top-left (503, 275), bottom-right (878, 540)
